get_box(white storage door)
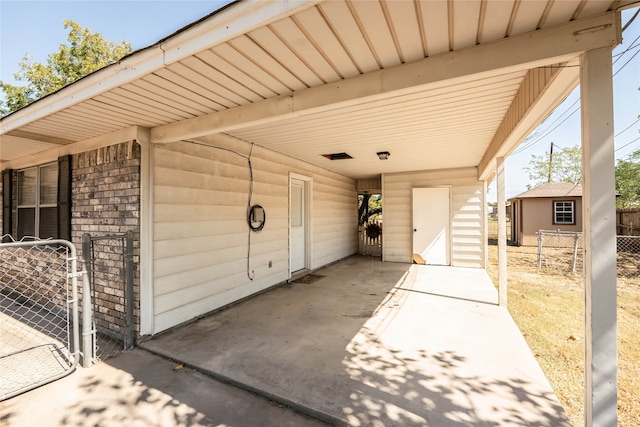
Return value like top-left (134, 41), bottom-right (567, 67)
top-left (412, 187), bottom-right (451, 265)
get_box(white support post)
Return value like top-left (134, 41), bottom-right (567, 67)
top-left (137, 131), bottom-right (154, 336)
top-left (496, 157), bottom-right (507, 307)
top-left (580, 47), bottom-right (618, 427)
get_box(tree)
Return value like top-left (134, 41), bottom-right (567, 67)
top-left (358, 194), bottom-right (382, 225)
top-left (615, 149), bottom-right (640, 208)
top-left (525, 144), bottom-right (582, 187)
top-left (1, 20), bottom-right (131, 115)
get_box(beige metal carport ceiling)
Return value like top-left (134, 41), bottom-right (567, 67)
top-left (1, 0), bottom-right (637, 179)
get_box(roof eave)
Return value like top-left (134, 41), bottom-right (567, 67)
top-left (0, 0), bottom-right (320, 135)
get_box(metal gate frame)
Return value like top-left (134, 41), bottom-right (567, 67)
top-left (0, 238), bottom-right (82, 400)
top-left (81, 230), bottom-right (135, 360)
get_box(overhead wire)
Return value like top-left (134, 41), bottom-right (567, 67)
top-left (614, 32), bottom-right (640, 61)
top-left (613, 118), bottom-right (640, 157)
top-left (511, 12), bottom-right (640, 156)
top-left (511, 100), bottom-right (580, 155)
top-left (615, 135), bottom-right (640, 154)
top-left (621, 6), bottom-right (640, 33)
top-left (616, 118), bottom-right (640, 137)
top-left (612, 6), bottom-right (640, 160)
top-left (614, 47), bottom-right (640, 76)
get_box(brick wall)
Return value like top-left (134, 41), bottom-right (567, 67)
top-left (0, 244), bottom-right (70, 316)
top-left (1, 141), bottom-right (142, 345)
top-left (72, 141), bottom-right (141, 338)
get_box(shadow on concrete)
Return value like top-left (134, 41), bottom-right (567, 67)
top-left (2, 256), bottom-right (571, 426)
top-left (1, 347), bottom-right (328, 427)
top-left (1, 290), bottom-right (76, 401)
top-left (140, 256), bottom-right (571, 426)
top-left (339, 328), bottom-right (568, 426)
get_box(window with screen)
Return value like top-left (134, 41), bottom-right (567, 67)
top-left (2, 156), bottom-right (70, 241)
top-left (553, 201), bottom-right (575, 225)
top-left (17, 163), bottom-right (59, 239)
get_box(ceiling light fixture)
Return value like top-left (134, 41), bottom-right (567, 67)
top-left (377, 151), bottom-right (390, 160)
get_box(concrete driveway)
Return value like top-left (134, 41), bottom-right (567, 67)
top-left (142, 256), bottom-right (570, 426)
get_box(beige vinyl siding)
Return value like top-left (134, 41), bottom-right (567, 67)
top-left (152, 138), bottom-right (357, 332)
top-left (383, 167), bottom-right (485, 267)
top-left (313, 177), bottom-right (357, 266)
top-left (356, 178), bottom-right (382, 193)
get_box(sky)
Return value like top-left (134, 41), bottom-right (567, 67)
top-left (491, 7), bottom-right (640, 199)
top-left (1, 1), bottom-right (639, 199)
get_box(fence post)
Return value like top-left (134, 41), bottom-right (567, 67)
top-left (81, 233), bottom-right (94, 367)
top-left (572, 233), bottom-right (580, 273)
top-left (124, 230), bottom-right (135, 349)
top-left (537, 232), bottom-right (543, 268)
top-left (67, 243), bottom-right (80, 369)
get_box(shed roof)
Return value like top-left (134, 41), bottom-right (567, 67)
top-left (1, 0), bottom-right (634, 180)
top-left (510, 182), bottom-right (582, 199)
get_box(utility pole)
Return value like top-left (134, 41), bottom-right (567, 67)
top-left (547, 142), bottom-right (554, 183)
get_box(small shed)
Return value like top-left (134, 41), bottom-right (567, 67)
top-left (509, 182), bottom-right (582, 246)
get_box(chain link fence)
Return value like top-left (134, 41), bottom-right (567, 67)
top-left (0, 231), bottom-right (136, 399)
top-left (617, 236), bottom-right (640, 278)
top-left (81, 231), bottom-right (135, 362)
top-left (0, 237), bottom-right (81, 400)
top-left (487, 218), bottom-right (512, 243)
top-left (536, 230), bottom-right (639, 277)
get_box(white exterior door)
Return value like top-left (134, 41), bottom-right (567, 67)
top-left (290, 178), bottom-right (306, 272)
top-left (412, 187), bottom-right (451, 265)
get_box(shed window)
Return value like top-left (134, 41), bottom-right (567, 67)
top-left (553, 201), bottom-right (575, 225)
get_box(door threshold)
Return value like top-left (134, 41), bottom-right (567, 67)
top-left (289, 269), bottom-right (310, 282)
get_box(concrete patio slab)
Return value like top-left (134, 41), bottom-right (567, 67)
top-left (0, 347), bottom-right (328, 427)
top-left (142, 256), bottom-right (571, 426)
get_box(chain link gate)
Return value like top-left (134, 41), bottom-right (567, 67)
top-left (536, 230), bottom-right (583, 273)
top-left (0, 238), bottom-right (81, 400)
top-left (81, 231), bottom-right (135, 361)
top-left (536, 230), bottom-right (640, 277)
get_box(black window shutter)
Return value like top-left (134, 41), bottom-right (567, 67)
top-left (57, 155), bottom-right (72, 241)
top-left (2, 169), bottom-right (12, 242)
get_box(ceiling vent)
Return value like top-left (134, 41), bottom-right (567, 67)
top-left (322, 152), bottom-right (353, 160)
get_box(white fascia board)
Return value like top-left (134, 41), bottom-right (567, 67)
top-left (0, 0), bottom-right (320, 135)
top-left (0, 47), bottom-right (163, 133)
top-left (160, 0), bottom-right (322, 65)
top-left (151, 11), bottom-right (621, 144)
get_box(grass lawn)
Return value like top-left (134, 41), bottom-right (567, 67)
top-left (486, 244), bottom-right (639, 427)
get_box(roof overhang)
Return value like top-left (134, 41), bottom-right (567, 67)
top-left (1, 0), bottom-right (631, 180)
